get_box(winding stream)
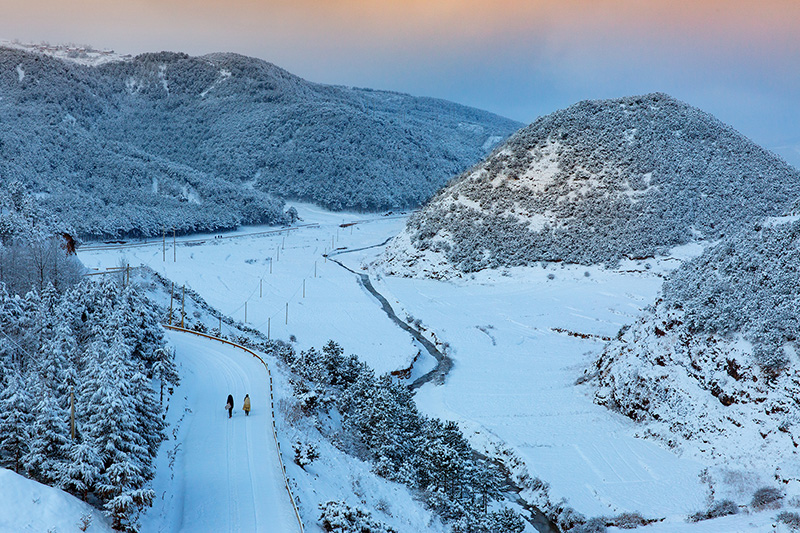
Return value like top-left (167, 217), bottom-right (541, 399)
top-left (325, 243), bottom-right (560, 533)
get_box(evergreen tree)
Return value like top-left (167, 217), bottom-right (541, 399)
top-left (58, 440), bottom-right (103, 501)
top-left (81, 328), bottom-right (154, 530)
top-left (23, 386), bottom-right (71, 485)
top-left (0, 371), bottom-right (34, 473)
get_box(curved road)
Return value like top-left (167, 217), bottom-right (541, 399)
top-left (141, 331), bottom-right (299, 533)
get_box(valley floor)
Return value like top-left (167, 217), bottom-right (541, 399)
top-left (78, 204), bottom-right (791, 532)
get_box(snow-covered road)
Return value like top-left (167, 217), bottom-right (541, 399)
top-left (141, 331), bottom-right (300, 533)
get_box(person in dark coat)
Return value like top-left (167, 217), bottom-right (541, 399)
top-left (226, 394), bottom-right (234, 418)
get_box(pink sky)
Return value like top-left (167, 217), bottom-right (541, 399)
top-left (2, 0), bottom-right (799, 161)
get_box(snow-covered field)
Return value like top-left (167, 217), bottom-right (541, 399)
top-left (76, 204), bottom-right (795, 531)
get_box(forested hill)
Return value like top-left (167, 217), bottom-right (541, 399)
top-left (589, 217), bottom-right (800, 473)
top-left (0, 47), bottom-right (521, 238)
top-left (379, 93), bottom-right (800, 276)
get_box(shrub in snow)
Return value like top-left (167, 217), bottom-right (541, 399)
top-left (318, 500), bottom-right (397, 533)
top-left (484, 507), bottom-right (526, 532)
top-left (571, 517), bottom-right (607, 533)
top-left (777, 512), bottom-right (800, 530)
top-left (687, 499), bottom-right (738, 522)
top-left (285, 207), bottom-right (300, 224)
top-left (609, 512), bottom-right (649, 529)
top-left (78, 513), bottom-right (92, 532)
top-left (751, 486), bottom-right (783, 510)
top-left (293, 440), bottom-right (319, 469)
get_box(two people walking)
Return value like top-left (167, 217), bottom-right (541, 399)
top-left (226, 393), bottom-right (251, 418)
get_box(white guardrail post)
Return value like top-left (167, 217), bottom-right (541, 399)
top-left (163, 324), bottom-right (304, 533)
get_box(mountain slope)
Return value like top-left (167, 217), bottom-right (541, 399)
top-left (0, 47), bottom-right (521, 238)
top-left (379, 93), bottom-right (800, 276)
top-left (589, 218), bottom-right (800, 477)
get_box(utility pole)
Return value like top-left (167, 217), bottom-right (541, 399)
top-left (169, 282), bottom-right (174, 325)
top-left (219, 315), bottom-right (222, 333)
top-left (173, 227), bottom-right (176, 262)
top-left (181, 286), bottom-right (185, 328)
top-left (285, 302), bottom-right (288, 325)
top-left (270, 257), bottom-right (273, 274)
top-left (69, 389), bottom-right (75, 441)
top-left (162, 227), bottom-right (166, 261)
top-left (267, 317), bottom-right (270, 340)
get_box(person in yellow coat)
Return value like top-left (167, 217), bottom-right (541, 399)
top-left (243, 394), bottom-right (251, 416)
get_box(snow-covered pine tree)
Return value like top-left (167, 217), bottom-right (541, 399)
top-left (81, 328), bottom-right (154, 531)
top-left (23, 384), bottom-right (71, 485)
top-left (0, 370), bottom-right (34, 473)
top-left (38, 318), bottom-right (78, 400)
top-left (58, 440), bottom-right (103, 501)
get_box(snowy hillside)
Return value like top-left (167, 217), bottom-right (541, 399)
top-left (0, 468), bottom-right (114, 532)
top-left (588, 219), bottom-right (800, 513)
top-left (380, 93), bottom-right (800, 276)
top-left (0, 45), bottom-right (520, 238)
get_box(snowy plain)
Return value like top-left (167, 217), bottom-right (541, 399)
top-left (72, 203), bottom-right (796, 532)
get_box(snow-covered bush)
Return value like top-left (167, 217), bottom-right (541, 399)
top-left (608, 512), bottom-right (648, 529)
top-left (777, 512), bottom-right (800, 530)
top-left (751, 486), bottom-right (783, 510)
top-left (293, 440), bottom-right (319, 469)
top-left (484, 507), bottom-right (525, 532)
top-left (318, 501), bottom-right (397, 533)
top-left (571, 517), bottom-right (606, 533)
top-left (687, 499), bottom-right (738, 522)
